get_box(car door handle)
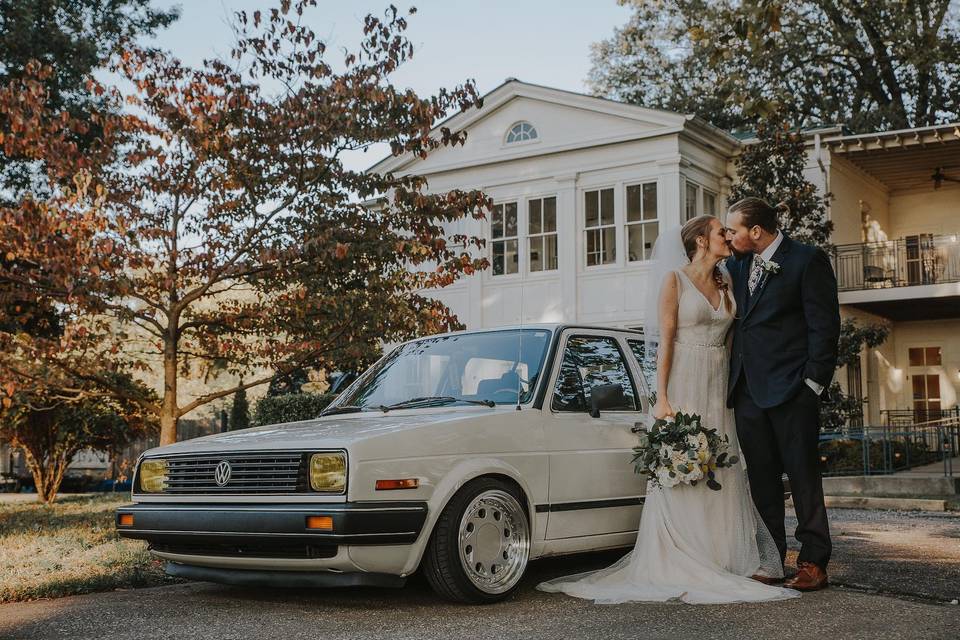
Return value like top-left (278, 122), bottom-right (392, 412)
top-left (631, 417), bottom-right (653, 433)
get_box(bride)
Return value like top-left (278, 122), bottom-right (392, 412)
top-left (538, 215), bottom-right (800, 605)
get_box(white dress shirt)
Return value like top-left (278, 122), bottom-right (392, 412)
top-left (755, 231), bottom-right (824, 397)
top-left (758, 230), bottom-right (784, 263)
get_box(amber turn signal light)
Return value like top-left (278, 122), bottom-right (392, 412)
top-left (305, 515), bottom-right (334, 531)
top-left (118, 514), bottom-right (134, 527)
top-left (375, 479), bottom-right (419, 490)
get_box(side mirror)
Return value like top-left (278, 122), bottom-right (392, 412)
top-left (589, 384), bottom-right (627, 418)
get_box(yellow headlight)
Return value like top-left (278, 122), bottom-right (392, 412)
top-left (310, 453), bottom-right (346, 493)
top-left (138, 459), bottom-right (168, 493)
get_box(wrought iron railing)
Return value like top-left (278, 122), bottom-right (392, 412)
top-left (881, 407), bottom-right (960, 428)
top-left (819, 409), bottom-right (960, 477)
top-left (831, 233), bottom-right (960, 292)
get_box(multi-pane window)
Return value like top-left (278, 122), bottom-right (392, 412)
top-left (491, 202), bottom-right (519, 276)
top-left (506, 122), bottom-right (538, 144)
top-left (912, 374), bottom-right (942, 416)
top-left (626, 182), bottom-right (658, 262)
top-left (703, 189), bottom-right (717, 216)
top-left (908, 346), bottom-right (943, 419)
top-left (528, 196), bottom-right (558, 272)
top-left (552, 335), bottom-right (638, 412)
top-left (585, 188), bottom-right (615, 266)
top-left (685, 180), bottom-right (719, 221)
top-left (908, 347), bottom-right (942, 366)
top-left (685, 181), bottom-right (699, 222)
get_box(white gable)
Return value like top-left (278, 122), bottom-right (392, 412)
top-left (404, 96), bottom-right (681, 174)
top-left (368, 80), bottom-right (731, 177)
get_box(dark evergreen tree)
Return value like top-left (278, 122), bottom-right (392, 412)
top-left (229, 384), bottom-right (250, 431)
top-left (728, 113), bottom-right (833, 250)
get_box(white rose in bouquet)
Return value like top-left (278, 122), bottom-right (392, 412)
top-left (656, 466), bottom-right (680, 488)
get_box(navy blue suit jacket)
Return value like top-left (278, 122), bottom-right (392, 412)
top-left (726, 234), bottom-right (841, 409)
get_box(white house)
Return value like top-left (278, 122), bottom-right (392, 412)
top-left (371, 79), bottom-right (960, 427)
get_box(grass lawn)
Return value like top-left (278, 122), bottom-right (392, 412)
top-left (0, 494), bottom-right (180, 603)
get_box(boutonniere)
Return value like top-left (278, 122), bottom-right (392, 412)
top-left (761, 259), bottom-right (781, 275)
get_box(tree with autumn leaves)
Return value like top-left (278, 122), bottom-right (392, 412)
top-left (0, 1), bottom-right (489, 450)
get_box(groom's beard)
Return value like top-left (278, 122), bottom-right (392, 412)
top-left (727, 244), bottom-right (752, 260)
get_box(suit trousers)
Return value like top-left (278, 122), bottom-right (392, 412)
top-left (732, 374), bottom-right (832, 570)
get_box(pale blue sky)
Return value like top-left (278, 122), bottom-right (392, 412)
top-left (150, 1), bottom-right (632, 95)
top-left (147, 1), bottom-right (634, 170)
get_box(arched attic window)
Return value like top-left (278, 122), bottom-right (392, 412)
top-left (505, 121), bottom-right (538, 144)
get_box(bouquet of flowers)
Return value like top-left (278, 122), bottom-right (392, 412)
top-left (631, 411), bottom-right (739, 491)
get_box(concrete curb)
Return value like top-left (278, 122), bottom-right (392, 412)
top-left (822, 476), bottom-right (959, 497)
top-left (789, 495), bottom-right (948, 511)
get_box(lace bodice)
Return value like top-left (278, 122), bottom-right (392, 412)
top-left (674, 269), bottom-right (735, 348)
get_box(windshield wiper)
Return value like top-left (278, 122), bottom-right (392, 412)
top-left (378, 396), bottom-right (495, 412)
top-left (319, 405), bottom-right (366, 416)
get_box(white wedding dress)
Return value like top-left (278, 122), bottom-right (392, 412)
top-left (538, 269), bottom-right (800, 605)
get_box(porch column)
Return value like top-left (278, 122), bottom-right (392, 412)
top-left (656, 156), bottom-right (684, 229)
top-left (555, 173), bottom-right (578, 323)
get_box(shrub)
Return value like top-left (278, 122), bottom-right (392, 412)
top-left (819, 438), bottom-right (940, 475)
top-left (252, 392), bottom-right (336, 427)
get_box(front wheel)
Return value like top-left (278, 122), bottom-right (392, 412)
top-left (422, 478), bottom-right (531, 603)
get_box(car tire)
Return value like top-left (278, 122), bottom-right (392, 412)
top-left (422, 477), bottom-right (531, 604)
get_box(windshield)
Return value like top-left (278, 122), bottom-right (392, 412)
top-left (330, 329), bottom-right (552, 411)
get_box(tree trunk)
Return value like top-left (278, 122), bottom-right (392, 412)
top-left (159, 337), bottom-right (179, 446)
top-left (23, 448), bottom-right (71, 504)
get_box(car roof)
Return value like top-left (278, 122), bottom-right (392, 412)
top-left (392, 323), bottom-right (644, 349)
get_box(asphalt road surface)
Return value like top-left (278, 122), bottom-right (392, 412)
top-left (2, 509), bottom-right (958, 640)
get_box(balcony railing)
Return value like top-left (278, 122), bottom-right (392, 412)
top-left (832, 233), bottom-right (960, 292)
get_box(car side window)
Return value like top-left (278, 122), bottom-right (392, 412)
top-left (552, 335), bottom-right (638, 412)
top-left (626, 339), bottom-right (656, 401)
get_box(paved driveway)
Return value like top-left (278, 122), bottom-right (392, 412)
top-left (1, 509), bottom-right (958, 640)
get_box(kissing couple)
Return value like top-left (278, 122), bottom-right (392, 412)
top-left (539, 196), bottom-right (840, 604)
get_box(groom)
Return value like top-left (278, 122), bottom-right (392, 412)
top-left (724, 197), bottom-right (840, 592)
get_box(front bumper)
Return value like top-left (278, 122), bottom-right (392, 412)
top-left (116, 501), bottom-right (429, 553)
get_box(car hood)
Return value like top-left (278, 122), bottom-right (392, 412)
top-left (142, 406), bottom-right (505, 456)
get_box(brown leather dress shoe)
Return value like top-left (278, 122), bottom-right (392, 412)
top-left (750, 574), bottom-right (783, 585)
top-left (784, 562), bottom-right (829, 591)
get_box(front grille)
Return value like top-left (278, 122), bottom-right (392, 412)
top-left (151, 542), bottom-right (338, 559)
top-left (159, 452), bottom-right (306, 494)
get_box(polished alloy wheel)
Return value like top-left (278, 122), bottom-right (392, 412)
top-left (456, 489), bottom-right (529, 594)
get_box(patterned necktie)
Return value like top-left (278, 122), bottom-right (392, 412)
top-left (748, 254), bottom-right (765, 295)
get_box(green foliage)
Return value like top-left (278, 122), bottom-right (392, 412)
top-left (836, 318), bottom-right (890, 369)
top-left (590, 1), bottom-right (960, 132)
top-left (820, 319), bottom-right (890, 430)
top-left (253, 392), bottom-right (336, 427)
top-left (0, 371), bottom-right (158, 503)
top-left (0, 0), bottom-right (179, 198)
top-left (728, 113), bottom-right (833, 249)
top-left (632, 411), bottom-right (739, 491)
top-left (819, 381), bottom-right (866, 432)
top-left (819, 438), bottom-right (939, 475)
top-left (229, 385), bottom-right (250, 431)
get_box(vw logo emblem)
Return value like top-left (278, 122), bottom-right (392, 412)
top-left (214, 460), bottom-right (232, 487)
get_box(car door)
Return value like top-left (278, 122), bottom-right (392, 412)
top-left (543, 329), bottom-right (647, 540)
